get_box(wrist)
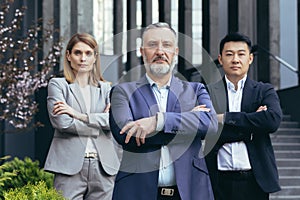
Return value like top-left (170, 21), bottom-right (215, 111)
top-left (155, 112), bottom-right (164, 131)
top-left (217, 113), bottom-right (225, 124)
top-left (75, 112), bottom-right (88, 123)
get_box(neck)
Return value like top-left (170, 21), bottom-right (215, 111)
top-left (75, 72), bottom-right (89, 87)
top-left (148, 73), bottom-right (171, 88)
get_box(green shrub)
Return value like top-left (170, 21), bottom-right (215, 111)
top-left (0, 156), bottom-right (17, 188)
top-left (4, 181), bottom-right (66, 200)
top-left (0, 156), bottom-right (54, 199)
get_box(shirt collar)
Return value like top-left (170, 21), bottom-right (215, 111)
top-left (146, 74), bottom-right (171, 89)
top-left (225, 75), bottom-right (247, 91)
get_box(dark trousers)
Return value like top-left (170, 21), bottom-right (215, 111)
top-left (216, 170), bottom-right (269, 200)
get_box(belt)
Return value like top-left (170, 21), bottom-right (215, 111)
top-left (158, 185), bottom-right (180, 199)
top-left (84, 152), bottom-right (98, 159)
top-left (218, 170), bottom-right (253, 179)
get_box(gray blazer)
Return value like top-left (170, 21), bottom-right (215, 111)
top-left (44, 78), bottom-right (121, 176)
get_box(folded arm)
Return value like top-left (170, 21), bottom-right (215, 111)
top-left (47, 79), bottom-right (110, 136)
top-left (218, 84), bottom-right (282, 143)
top-left (109, 84), bottom-right (217, 149)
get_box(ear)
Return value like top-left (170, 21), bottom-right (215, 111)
top-left (218, 54), bottom-right (223, 65)
top-left (175, 47), bottom-right (179, 55)
top-left (249, 53), bottom-right (254, 65)
top-left (140, 47), bottom-right (144, 57)
top-left (66, 50), bottom-right (71, 61)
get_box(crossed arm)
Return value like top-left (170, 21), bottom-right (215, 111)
top-left (52, 101), bottom-right (110, 122)
top-left (217, 105), bottom-right (267, 123)
top-left (120, 105), bottom-right (211, 146)
top-left (47, 79), bottom-right (111, 134)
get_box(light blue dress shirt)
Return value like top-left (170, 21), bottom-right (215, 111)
top-left (146, 74), bottom-right (176, 186)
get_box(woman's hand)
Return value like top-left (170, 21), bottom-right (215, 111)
top-left (103, 103), bottom-right (110, 113)
top-left (53, 101), bottom-right (76, 117)
top-left (53, 101), bottom-right (88, 122)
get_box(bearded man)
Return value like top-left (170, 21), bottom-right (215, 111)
top-left (109, 22), bottom-right (217, 200)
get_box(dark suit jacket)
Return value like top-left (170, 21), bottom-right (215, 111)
top-left (109, 75), bottom-right (218, 200)
top-left (205, 77), bottom-right (282, 196)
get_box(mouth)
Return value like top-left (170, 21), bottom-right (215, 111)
top-left (78, 64), bottom-right (88, 68)
top-left (230, 66), bottom-right (240, 70)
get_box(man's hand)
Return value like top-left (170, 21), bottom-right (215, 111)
top-left (120, 116), bottom-right (157, 146)
top-left (256, 105), bottom-right (267, 112)
top-left (217, 114), bottom-right (224, 124)
top-left (191, 104), bottom-right (211, 112)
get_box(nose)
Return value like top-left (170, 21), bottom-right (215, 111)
top-left (81, 53), bottom-right (87, 61)
top-left (155, 44), bottom-right (165, 55)
top-left (232, 54), bottom-right (239, 63)
top-left (156, 49), bottom-right (164, 56)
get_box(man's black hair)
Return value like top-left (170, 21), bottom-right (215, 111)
top-left (219, 32), bottom-right (252, 54)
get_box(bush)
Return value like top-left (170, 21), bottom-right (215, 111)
top-left (0, 156), bottom-right (54, 199)
top-left (0, 156), bottom-right (17, 188)
top-left (3, 181), bottom-right (66, 200)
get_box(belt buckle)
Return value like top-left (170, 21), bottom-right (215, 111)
top-left (161, 188), bottom-right (174, 196)
top-left (85, 152), bottom-right (97, 158)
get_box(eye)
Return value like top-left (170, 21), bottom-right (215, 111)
top-left (163, 42), bottom-right (173, 49)
top-left (73, 50), bottom-right (82, 56)
top-left (86, 51), bottom-right (94, 57)
top-left (147, 42), bottom-right (158, 48)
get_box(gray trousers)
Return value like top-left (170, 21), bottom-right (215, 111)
top-left (54, 158), bottom-right (115, 200)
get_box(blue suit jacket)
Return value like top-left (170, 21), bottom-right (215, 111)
top-left (109, 75), bottom-right (217, 200)
top-left (205, 77), bottom-right (282, 197)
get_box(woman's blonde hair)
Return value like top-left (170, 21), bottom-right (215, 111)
top-left (63, 33), bottom-right (105, 86)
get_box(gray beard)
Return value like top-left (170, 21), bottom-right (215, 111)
top-left (144, 57), bottom-right (177, 77)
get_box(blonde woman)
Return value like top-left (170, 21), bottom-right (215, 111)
top-left (44, 33), bottom-right (121, 200)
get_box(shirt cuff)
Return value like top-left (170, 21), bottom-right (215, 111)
top-left (156, 112), bottom-right (164, 132)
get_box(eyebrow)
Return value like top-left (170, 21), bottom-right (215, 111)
top-left (72, 49), bottom-right (93, 53)
top-left (224, 49), bottom-right (247, 53)
top-left (146, 40), bottom-right (174, 43)
top-left (146, 39), bottom-right (174, 43)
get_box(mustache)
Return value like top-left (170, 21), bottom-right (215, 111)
top-left (152, 56), bottom-right (168, 62)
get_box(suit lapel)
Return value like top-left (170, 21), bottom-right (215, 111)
top-left (90, 84), bottom-right (100, 113)
top-left (70, 83), bottom-right (87, 113)
top-left (167, 76), bottom-right (182, 112)
top-left (211, 79), bottom-right (228, 113)
top-left (134, 75), bottom-right (184, 114)
top-left (241, 78), bottom-right (256, 112)
top-left (136, 76), bottom-right (160, 115)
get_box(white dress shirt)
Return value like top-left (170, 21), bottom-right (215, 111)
top-left (217, 75), bottom-right (252, 171)
top-left (79, 85), bottom-right (97, 154)
top-left (146, 74), bottom-right (176, 187)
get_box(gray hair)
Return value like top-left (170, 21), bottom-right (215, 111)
top-left (141, 22), bottom-right (177, 45)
